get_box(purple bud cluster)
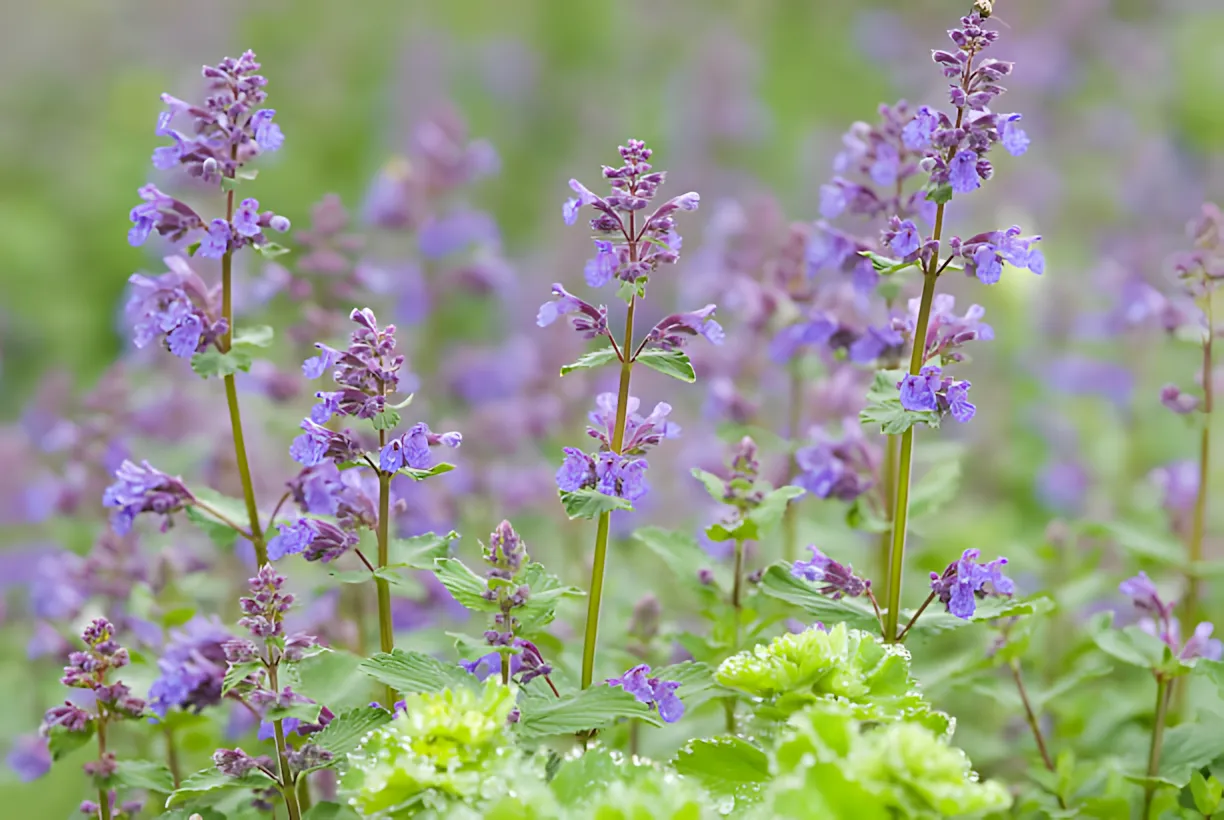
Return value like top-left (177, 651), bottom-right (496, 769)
top-left (1169, 203), bottom-right (1224, 298)
top-left (130, 51), bottom-right (290, 251)
top-left (237, 565), bottom-right (296, 641)
top-left (930, 549), bottom-right (1014, 619)
top-left (303, 308), bottom-right (406, 421)
top-left (904, 14), bottom-right (1028, 195)
top-left (126, 256), bottom-right (228, 359)
top-left (791, 547), bottom-right (870, 599)
top-left (1120, 573), bottom-right (1222, 662)
top-left (40, 619), bottom-right (146, 739)
top-left (101, 459), bottom-right (195, 535)
top-left (462, 638), bottom-right (554, 688)
top-left (563, 139), bottom-right (700, 290)
top-left (606, 663), bottom-right (684, 724)
top-left (898, 365), bottom-right (976, 423)
top-left (794, 420), bottom-right (877, 502)
top-left (480, 520), bottom-right (531, 646)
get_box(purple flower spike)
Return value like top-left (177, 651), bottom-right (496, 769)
top-left (792, 547), bottom-right (869, 599)
top-left (268, 518), bottom-right (358, 563)
top-left (930, 548), bottom-right (1014, 619)
top-left (607, 664), bottom-right (684, 723)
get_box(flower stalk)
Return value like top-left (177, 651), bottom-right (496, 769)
top-left (376, 430), bottom-right (397, 708)
top-left (1185, 291), bottom-right (1214, 628)
top-left (1144, 675), bottom-right (1171, 815)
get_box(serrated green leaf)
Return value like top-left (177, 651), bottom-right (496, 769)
top-left (515, 686), bottom-right (659, 740)
top-left (233, 325), bottom-right (273, 348)
top-left (48, 724), bottom-right (94, 761)
top-left (705, 485), bottom-right (805, 543)
top-left (548, 749), bottom-right (658, 806)
top-left (758, 563), bottom-right (879, 631)
top-left (191, 347), bottom-right (254, 379)
top-left (560, 347), bottom-right (618, 376)
top-left (264, 701), bottom-right (322, 723)
top-left (359, 649), bottom-right (475, 695)
top-left (635, 348), bottom-right (696, 382)
top-left (398, 462), bottom-right (456, 481)
top-left (295, 650), bottom-right (369, 710)
top-left (314, 707), bottom-right (393, 761)
top-left (909, 459), bottom-right (961, 520)
top-left (388, 531), bottom-right (457, 568)
top-left (1091, 621), bottom-right (1169, 670)
top-left (304, 802), bottom-right (362, 820)
top-left (672, 736), bottom-right (771, 797)
top-left (517, 563), bottom-right (585, 633)
top-left (1138, 716), bottom-right (1224, 787)
top-left (112, 759), bottom-right (175, 792)
top-left (372, 410), bottom-right (401, 431)
top-left (184, 505), bottom-right (239, 550)
top-left (166, 767), bottom-right (274, 809)
top-left (654, 661), bottom-right (726, 711)
top-left (432, 557), bottom-right (498, 613)
top-left (222, 661), bottom-right (263, 696)
top-left (633, 526), bottom-right (728, 588)
top-left (558, 489), bottom-right (633, 520)
top-left (690, 468), bottom-right (727, 503)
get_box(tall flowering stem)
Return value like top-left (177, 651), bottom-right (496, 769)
top-left (376, 429), bottom-right (396, 708)
top-left (1186, 291), bottom-right (1214, 627)
top-left (582, 246), bottom-right (638, 690)
top-left (547, 139), bottom-right (707, 689)
top-left (1144, 676), bottom-right (1171, 813)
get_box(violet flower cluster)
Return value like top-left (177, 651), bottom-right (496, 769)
top-left (102, 459), bottom-right (195, 535)
top-left (929, 548), bottom-right (1015, 620)
top-left (792, 546), bottom-right (871, 600)
top-left (794, 420), bottom-right (877, 502)
top-left (148, 616), bottom-right (234, 717)
top-left (556, 395), bottom-right (680, 503)
top-left (606, 663), bottom-right (684, 724)
top-left (41, 618), bottom-right (147, 738)
top-left (1119, 572), bottom-right (1222, 662)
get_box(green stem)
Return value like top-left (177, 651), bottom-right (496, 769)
top-left (876, 434), bottom-right (898, 601)
top-left (1144, 676), bottom-right (1171, 815)
top-left (1186, 291), bottom-right (1214, 628)
top-left (96, 718), bottom-right (111, 820)
top-left (1009, 660), bottom-right (1063, 802)
top-left (580, 229), bottom-right (639, 690)
top-left (220, 183), bottom-right (266, 566)
top-left (375, 434), bottom-right (396, 708)
top-left (268, 665), bottom-right (303, 820)
top-left (894, 591), bottom-right (935, 643)
top-left (782, 362), bottom-right (804, 562)
top-left (164, 723), bottom-right (181, 789)
top-left (883, 203), bottom-right (945, 643)
top-left (725, 536), bottom-right (747, 734)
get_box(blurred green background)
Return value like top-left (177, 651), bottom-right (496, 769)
top-left (5, 0), bottom-right (1224, 816)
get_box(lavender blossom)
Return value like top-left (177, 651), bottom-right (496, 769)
top-left (1119, 572), bottom-right (1174, 621)
top-left (606, 664), bottom-right (684, 723)
top-left (238, 565), bottom-right (295, 640)
top-left (148, 616), bottom-right (232, 717)
top-left (955, 226), bottom-right (1045, 285)
top-left (535, 283), bottom-right (609, 339)
top-left (896, 293), bottom-right (994, 365)
top-left (267, 518), bottom-right (359, 563)
top-left (586, 394), bottom-right (681, 455)
top-left (898, 365), bottom-right (976, 422)
top-left (379, 422), bottom-right (461, 472)
top-left (126, 256), bottom-right (226, 358)
top-left (929, 549), bottom-right (1015, 619)
top-left (794, 420), bottom-right (877, 502)
top-left (6, 735), bottom-right (51, 782)
top-left (643, 305), bottom-right (725, 350)
top-left (792, 546), bottom-right (870, 599)
top-left (101, 459), bottom-right (195, 535)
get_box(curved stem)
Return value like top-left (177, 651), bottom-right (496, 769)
top-left (219, 181), bottom-right (266, 565)
top-left (580, 223), bottom-right (639, 690)
top-left (375, 434), bottom-right (396, 708)
top-left (894, 591), bottom-right (936, 643)
top-left (1008, 660), bottom-right (1061, 785)
top-left (1144, 676), bottom-right (1171, 815)
top-left (782, 362), bottom-right (804, 562)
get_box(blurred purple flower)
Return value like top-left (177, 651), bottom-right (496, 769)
top-left (930, 548), bottom-right (1015, 619)
top-left (607, 663), bottom-right (684, 723)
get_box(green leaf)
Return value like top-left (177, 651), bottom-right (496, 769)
top-left (222, 661), bottom-right (263, 696)
top-left (672, 737), bottom-right (771, 797)
top-left (633, 526), bottom-right (728, 588)
top-left (1191, 771), bottom-right (1223, 815)
top-left (112, 759), bottom-right (175, 792)
top-left (1031, 661), bottom-right (1114, 712)
top-left (560, 347), bottom-right (618, 376)
top-left (1080, 520), bottom-right (1186, 567)
top-left (758, 563), bottom-right (879, 631)
top-left (220, 170), bottom-right (258, 191)
top-left (388, 531), bottom-right (457, 568)
top-left (517, 563), bottom-right (585, 632)
top-left (256, 241), bottom-right (291, 259)
top-left (166, 767), bottom-right (274, 808)
top-left (264, 701), bottom-right (322, 723)
top-left (926, 183), bottom-right (953, 205)
top-left (233, 325), bottom-right (274, 348)
top-left (1091, 620), bottom-right (1169, 670)
top-left (327, 568), bottom-right (382, 585)
top-left (314, 707), bottom-right (394, 759)
top-left (558, 489), bottom-right (633, 520)
top-left (635, 348), bottom-right (696, 382)
top-left (161, 606), bottom-right (198, 629)
top-left (1145, 716), bottom-right (1224, 787)
top-left (191, 347), bottom-right (253, 379)
top-left (845, 498), bottom-right (890, 533)
top-left (690, 468), bottom-right (727, 503)
top-left (398, 462), bottom-right (456, 481)
top-left (372, 410), bottom-right (401, 430)
top-left (515, 686), bottom-right (659, 740)
top-left (304, 803), bottom-right (362, 820)
top-left (359, 649), bottom-right (475, 695)
top-left (48, 724), bottom-right (94, 761)
top-left (184, 505), bottom-right (239, 550)
top-left (705, 486), bottom-right (805, 542)
top-left (295, 649), bottom-right (369, 709)
top-left (188, 487), bottom-right (252, 532)
top-left (859, 250), bottom-right (920, 276)
top-left (908, 596), bottom-right (1055, 637)
top-left (860, 369), bottom-right (940, 435)
top-left (909, 460), bottom-right (961, 521)
top-left (654, 661), bottom-right (726, 711)
top-left (432, 557), bottom-right (498, 613)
